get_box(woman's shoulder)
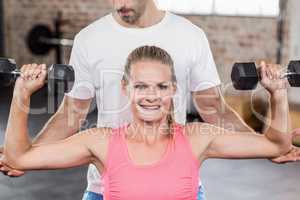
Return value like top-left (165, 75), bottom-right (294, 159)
top-left (79, 127), bottom-right (114, 143)
top-left (183, 122), bottom-right (218, 141)
top-left (184, 122), bottom-right (207, 134)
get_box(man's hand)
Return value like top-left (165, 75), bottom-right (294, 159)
top-left (0, 146), bottom-right (25, 177)
top-left (271, 129), bottom-right (300, 164)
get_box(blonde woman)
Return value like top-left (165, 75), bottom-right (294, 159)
top-left (2, 46), bottom-right (292, 200)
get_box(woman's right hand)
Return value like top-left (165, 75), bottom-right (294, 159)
top-left (14, 64), bottom-right (47, 97)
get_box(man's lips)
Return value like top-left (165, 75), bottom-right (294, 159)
top-left (118, 8), bottom-right (134, 15)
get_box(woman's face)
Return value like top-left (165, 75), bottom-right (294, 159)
top-left (123, 60), bottom-right (176, 123)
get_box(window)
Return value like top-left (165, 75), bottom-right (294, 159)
top-left (156, 0), bottom-right (279, 17)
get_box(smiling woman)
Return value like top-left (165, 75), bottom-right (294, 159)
top-left (156, 0), bottom-right (279, 16)
top-left (1, 45), bottom-right (293, 200)
top-left (121, 46), bottom-right (177, 129)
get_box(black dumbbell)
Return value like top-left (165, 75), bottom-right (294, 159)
top-left (0, 58), bottom-right (74, 92)
top-left (231, 61), bottom-right (300, 90)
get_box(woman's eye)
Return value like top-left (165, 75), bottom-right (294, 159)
top-left (158, 85), bottom-right (168, 90)
top-left (134, 85), bottom-right (147, 90)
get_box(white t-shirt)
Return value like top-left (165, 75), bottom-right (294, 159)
top-left (67, 12), bottom-right (220, 194)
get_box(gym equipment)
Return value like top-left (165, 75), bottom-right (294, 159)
top-left (27, 24), bottom-right (73, 56)
top-left (26, 12), bottom-right (74, 64)
top-left (0, 58), bottom-right (74, 92)
top-left (231, 61), bottom-right (300, 90)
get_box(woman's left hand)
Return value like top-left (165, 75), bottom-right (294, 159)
top-left (259, 61), bottom-right (288, 98)
top-left (14, 63), bottom-right (47, 97)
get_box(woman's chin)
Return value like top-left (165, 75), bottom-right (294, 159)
top-left (137, 114), bottom-right (164, 124)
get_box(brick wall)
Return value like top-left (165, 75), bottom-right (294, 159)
top-left (186, 15), bottom-right (278, 85)
top-left (289, 0), bottom-right (300, 59)
top-left (286, 0), bottom-right (300, 104)
top-left (2, 0), bottom-right (287, 86)
top-left (3, 0), bottom-right (112, 65)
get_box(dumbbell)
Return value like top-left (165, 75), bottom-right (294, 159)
top-left (0, 58), bottom-right (74, 92)
top-left (231, 61), bottom-right (300, 90)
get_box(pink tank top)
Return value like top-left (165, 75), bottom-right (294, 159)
top-left (102, 124), bottom-right (200, 200)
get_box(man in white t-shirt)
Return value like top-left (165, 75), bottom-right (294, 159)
top-left (1, 0), bottom-right (300, 200)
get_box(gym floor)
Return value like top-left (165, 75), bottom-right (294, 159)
top-left (0, 86), bottom-right (299, 200)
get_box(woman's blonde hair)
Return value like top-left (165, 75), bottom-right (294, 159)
top-left (122, 46), bottom-right (177, 131)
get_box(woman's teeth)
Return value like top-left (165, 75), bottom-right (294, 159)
top-left (139, 105), bottom-right (161, 110)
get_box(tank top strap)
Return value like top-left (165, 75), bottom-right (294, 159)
top-left (171, 123), bottom-right (200, 167)
top-left (104, 125), bottom-right (128, 168)
top-left (171, 123), bottom-right (186, 142)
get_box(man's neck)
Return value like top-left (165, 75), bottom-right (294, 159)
top-left (113, 3), bottom-right (166, 28)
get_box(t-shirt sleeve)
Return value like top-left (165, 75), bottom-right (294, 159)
top-left (66, 35), bottom-right (95, 99)
top-left (189, 30), bottom-right (221, 92)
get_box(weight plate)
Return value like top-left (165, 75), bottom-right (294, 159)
top-left (26, 24), bottom-right (54, 55)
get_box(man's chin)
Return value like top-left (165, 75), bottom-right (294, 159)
top-left (117, 12), bottom-right (139, 24)
top-left (121, 16), bottom-right (137, 24)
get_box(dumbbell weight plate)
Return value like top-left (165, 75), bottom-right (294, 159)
top-left (0, 58), bottom-right (17, 88)
top-left (0, 58), bottom-right (17, 73)
top-left (231, 62), bottom-right (259, 90)
top-left (288, 61), bottom-right (300, 87)
top-left (48, 64), bottom-right (75, 93)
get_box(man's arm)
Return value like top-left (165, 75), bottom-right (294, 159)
top-left (34, 32), bottom-right (94, 143)
top-left (192, 86), bottom-right (254, 132)
top-left (33, 96), bottom-right (92, 144)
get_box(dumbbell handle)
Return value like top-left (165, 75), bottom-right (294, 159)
top-left (10, 70), bottom-right (21, 75)
top-left (7, 64), bottom-right (75, 91)
top-left (281, 71), bottom-right (297, 78)
top-left (258, 69), bottom-right (297, 79)
top-left (10, 65), bottom-right (53, 74)
top-left (9, 65), bottom-right (68, 80)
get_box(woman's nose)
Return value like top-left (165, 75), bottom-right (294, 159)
top-left (144, 87), bottom-right (160, 100)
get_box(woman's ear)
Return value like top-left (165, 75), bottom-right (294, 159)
top-left (121, 80), bottom-right (129, 96)
top-left (172, 83), bottom-right (177, 95)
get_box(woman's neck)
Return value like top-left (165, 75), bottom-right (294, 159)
top-left (126, 120), bottom-right (171, 144)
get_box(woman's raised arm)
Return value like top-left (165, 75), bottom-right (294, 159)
top-left (187, 62), bottom-right (292, 161)
top-left (3, 64), bottom-right (109, 171)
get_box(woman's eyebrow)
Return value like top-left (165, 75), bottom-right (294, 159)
top-left (158, 82), bottom-right (169, 84)
top-left (133, 81), bottom-right (147, 84)
top-left (133, 81), bottom-right (170, 85)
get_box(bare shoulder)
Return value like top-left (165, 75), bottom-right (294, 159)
top-left (184, 122), bottom-right (219, 148)
top-left (80, 127), bottom-right (114, 167)
top-left (184, 122), bottom-right (215, 137)
top-left (81, 127), bottom-right (113, 143)
top-left (183, 122), bottom-right (215, 161)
